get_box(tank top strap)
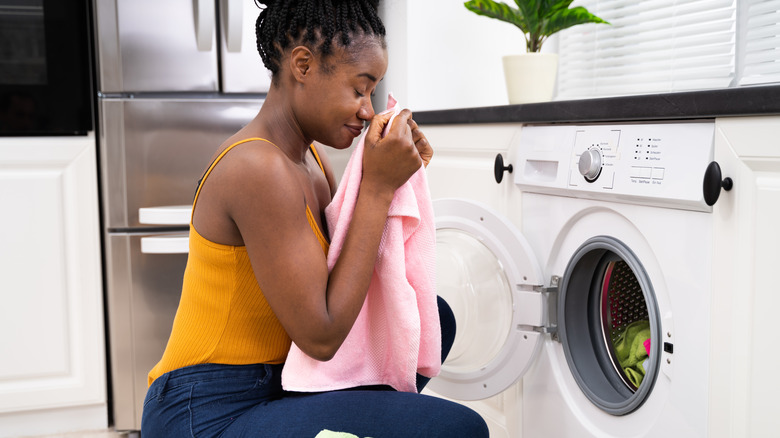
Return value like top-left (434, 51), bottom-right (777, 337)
top-left (191, 137), bottom-right (280, 223)
top-left (308, 143), bottom-right (326, 175)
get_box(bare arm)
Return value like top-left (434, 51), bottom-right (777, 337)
top-left (230, 110), bottom-right (420, 361)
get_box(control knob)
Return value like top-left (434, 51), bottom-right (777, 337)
top-left (578, 148), bottom-right (602, 182)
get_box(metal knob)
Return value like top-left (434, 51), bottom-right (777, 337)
top-left (494, 153), bottom-right (513, 184)
top-left (578, 148), bottom-right (602, 182)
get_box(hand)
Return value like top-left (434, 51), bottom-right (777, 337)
top-left (362, 109), bottom-right (421, 194)
top-left (408, 117), bottom-right (433, 168)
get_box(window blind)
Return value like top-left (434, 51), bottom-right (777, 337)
top-left (557, 0), bottom-right (736, 99)
top-left (739, 0), bottom-right (780, 85)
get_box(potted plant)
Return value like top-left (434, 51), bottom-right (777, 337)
top-left (464, 0), bottom-right (609, 104)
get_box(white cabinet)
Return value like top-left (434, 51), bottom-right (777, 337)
top-left (417, 123), bottom-right (524, 438)
top-left (0, 135), bottom-right (107, 436)
top-left (709, 116), bottom-right (780, 437)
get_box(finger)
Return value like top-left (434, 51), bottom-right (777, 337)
top-left (407, 118), bottom-right (419, 130)
top-left (405, 118), bottom-right (426, 149)
top-left (407, 119), bottom-right (423, 143)
top-left (407, 120), bottom-right (432, 167)
top-left (387, 109), bottom-right (414, 139)
top-left (412, 129), bottom-right (425, 146)
top-left (414, 135), bottom-right (429, 153)
top-left (365, 111), bottom-right (394, 144)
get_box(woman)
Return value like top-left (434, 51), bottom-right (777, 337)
top-left (140, 1), bottom-right (489, 436)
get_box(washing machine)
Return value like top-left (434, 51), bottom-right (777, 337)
top-left (421, 120), bottom-right (736, 437)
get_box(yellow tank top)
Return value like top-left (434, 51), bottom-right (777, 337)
top-left (148, 138), bottom-right (329, 385)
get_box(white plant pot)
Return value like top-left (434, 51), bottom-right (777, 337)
top-left (502, 53), bottom-right (558, 104)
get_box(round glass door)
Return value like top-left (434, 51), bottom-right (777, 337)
top-left (428, 198), bottom-right (544, 401)
top-left (436, 229), bottom-right (514, 373)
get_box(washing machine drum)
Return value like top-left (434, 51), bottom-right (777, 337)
top-left (429, 199), bottom-right (660, 416)
top-left (558, 236), bottom-right (661, 415)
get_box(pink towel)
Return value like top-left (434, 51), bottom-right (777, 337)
top-left (281, 95), bottom-right (440, 393)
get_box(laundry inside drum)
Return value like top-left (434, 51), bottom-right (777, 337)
top-left (435, 229), bottom-right (513, 373)
top-left (600, 260), bottom-right (651, 392)
top-left (560, 237), bottom-right (659, 415)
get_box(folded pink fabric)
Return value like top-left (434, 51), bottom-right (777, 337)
top-left (281, 95), bottom-right (440, 393)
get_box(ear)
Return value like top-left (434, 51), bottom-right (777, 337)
top-left (289, 46), bottom-right (314, 84)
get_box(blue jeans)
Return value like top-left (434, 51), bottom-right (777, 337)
top-left (141, 297), bottom-right (488, 437)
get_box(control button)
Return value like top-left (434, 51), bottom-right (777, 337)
top-left (652, 167), bottom-right (665, 180)
top-left (630, 166), bottom-right (651, 178)
top-left (601, 170), bottom-right (615, 189)
top-left (568, 169), bottom-right (579, 187)
top-left (578, 148), bottom-right (602, 182)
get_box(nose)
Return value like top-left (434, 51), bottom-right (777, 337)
top-left (358, 97), bottom-right (375, 122)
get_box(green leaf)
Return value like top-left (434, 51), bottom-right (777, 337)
top-left (540, 6), bottom-right (610, 37)
top-left (464, 0), bottom-right (528, 33)
top-left (542, 0), bottom-right (575, 17)
top-left (464, 0), bottom-right (609, 52)
top-left (513, 0), bottom-right (540, 34)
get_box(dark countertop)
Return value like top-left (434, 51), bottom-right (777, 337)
top-left (413, 85), bottom-right (780, 125)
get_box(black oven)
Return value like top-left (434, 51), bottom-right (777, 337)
top-left (0, 0), bottom-right (94, 136)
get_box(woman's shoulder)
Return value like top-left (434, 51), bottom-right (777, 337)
top-left (207, 138), bottom-right (301, 204)
top-left (191, 137), bottom-right (302, 246)
top-left (221, 137), bottom-right (293, 175)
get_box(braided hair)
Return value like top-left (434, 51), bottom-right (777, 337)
top-left (255, 0), bottom-right (386, 80)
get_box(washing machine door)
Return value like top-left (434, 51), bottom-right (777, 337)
top-left (428, 198), bottom-right (546, 401)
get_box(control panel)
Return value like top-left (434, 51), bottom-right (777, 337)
top-left (514, 122), bottom-right (716, 211)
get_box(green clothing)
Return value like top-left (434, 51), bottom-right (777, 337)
top-left (614, 320), bottom-right (651, 387)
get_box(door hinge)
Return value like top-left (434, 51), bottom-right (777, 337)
top-left (533, 275), bottom-right (560, 341)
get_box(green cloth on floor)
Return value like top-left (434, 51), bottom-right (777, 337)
top-left (614, 319), bottom-right (651, 388)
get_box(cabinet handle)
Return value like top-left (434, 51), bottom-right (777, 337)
top-left (702, 161), bottom-right (733, 206)
top-left (494, 153), bottom-right (513, 184)
top-left (195, 0), bottom-right (215, 51)
top-left (224, 0), bottom-right (243, 52)
top-left (141, 235), bottom-right (190, 254)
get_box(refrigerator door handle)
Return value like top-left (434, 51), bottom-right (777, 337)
top-left (141, 234), bottom-right (190, 254)
top-left (139, 206), bottom-right (192, 225)
top-left (195, 0), bottom-right (215, 51)
top-left (224, 0), bottom-right (244, 52)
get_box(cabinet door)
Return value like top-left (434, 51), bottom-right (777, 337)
top-left (418, 124), bottom-right (526, 438)
top-left (0, 135), bottom-right (107, 436)
top-left (709, 116), bottom-right (780, 438)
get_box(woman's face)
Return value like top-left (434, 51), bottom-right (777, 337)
top-left (296, 35), bottom-right (388, 149)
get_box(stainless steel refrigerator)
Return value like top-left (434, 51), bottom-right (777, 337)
top-left (93, 0), bottom-right (267, 430)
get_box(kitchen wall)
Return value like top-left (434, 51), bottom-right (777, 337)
top-left (377, 1), bottom-right (780, 111)
top-left (376, 0), bottom-right (552, 111)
